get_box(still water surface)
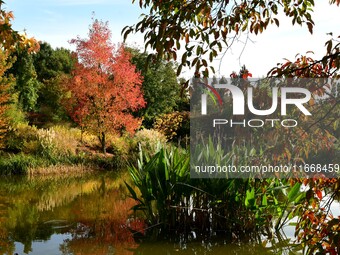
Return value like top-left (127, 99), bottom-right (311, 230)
top-left (0, 172), bottom-right (338, 255)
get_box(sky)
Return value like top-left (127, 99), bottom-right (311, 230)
top-left (4, 0), bottom-right (340, 78)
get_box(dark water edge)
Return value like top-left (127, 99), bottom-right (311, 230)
top-left (0, 172), bottom-right (338, 255)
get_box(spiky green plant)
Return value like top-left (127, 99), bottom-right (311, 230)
top-left (126, 146), bottom-right (190, 227)
top-left (126, 140), bottom-right (305, 240)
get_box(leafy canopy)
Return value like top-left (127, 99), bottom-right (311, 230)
top-left (9, 50), bottom-right (42, 112)
top-left (123, 0), bottom-right (340, 76)
top-left (33, 42), bottom-right (74, 82)
top-left (128, 47), bottom-right (189, 127)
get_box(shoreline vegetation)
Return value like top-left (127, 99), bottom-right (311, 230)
top-left (0, 123), bottom-right (181, 176)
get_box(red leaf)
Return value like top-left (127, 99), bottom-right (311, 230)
top-left (316, 190), bottom-right (322, 200)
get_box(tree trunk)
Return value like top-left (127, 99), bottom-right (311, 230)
top-left (99, 132), bottom-right (106, 154)
top-left (80, 126), bottom-right (84, 143)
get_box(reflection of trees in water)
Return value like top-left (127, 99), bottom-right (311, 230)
top-left (0, 173), bottom-right (143, 254)
top-left (132, 230), bottom-right (302, 255)
top-left (37, 180), bottom-right (100, 211)
top-left (60, 220), bottom-right (141, 255)
top-left (0, 228), bottom-right (15, 255)
top-left (6, 204), bottom-right (39, 254)
top-left (0, 194), bottom-right (15, 255)
top-left (60, 190), bottom-right (145, 255)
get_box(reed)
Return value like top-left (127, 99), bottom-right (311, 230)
top-left (126, 142), bottom-right (304, 241)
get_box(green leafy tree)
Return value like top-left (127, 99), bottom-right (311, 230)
top-left (33, 42), bottom-right (74, 81)
top-left (128, 47), bottom-right (189, 127)
top-left (32, 42), bottom-right (75, 122)
top-left (9, 50), bottom-right (41, 112)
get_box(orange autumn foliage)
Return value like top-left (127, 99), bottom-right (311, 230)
top-left (65, 19), bottom-right (145, 153)
top-left (0, 50), bottom-right (13, 147)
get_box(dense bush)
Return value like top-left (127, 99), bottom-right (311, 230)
top-left (5, 123), bottom-right (39, 153)
top-left (153, 111), bottom-right (189, 143)
top-left (0, 153), bottom-right (44, 174)
top-left (5, 124), bottom-right (80, 158)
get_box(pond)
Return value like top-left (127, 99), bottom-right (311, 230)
top-left (0, 172), bottom-right (338, 255)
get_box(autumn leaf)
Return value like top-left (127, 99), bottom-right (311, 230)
top-left (315, 190), bottom-right (323, 200)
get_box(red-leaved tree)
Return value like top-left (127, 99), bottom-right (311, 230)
top-left (65, 19), bottom-right (145, 153)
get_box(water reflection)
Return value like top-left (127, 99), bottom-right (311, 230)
top-left (0, 173), bottom-right (142, 255)
top-left (0, 173), bottom-right (338, 255)
top-left (133, 241), bottom-right (271, 255)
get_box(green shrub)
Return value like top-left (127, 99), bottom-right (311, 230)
top-left (5, 123), bottom-right (39, 153)
top-left (0, 154), bottom-right (43, 174)
top-left (4, 93), bottom-right (27, 126)
top-left (102, 135), bottom-right (132, 169)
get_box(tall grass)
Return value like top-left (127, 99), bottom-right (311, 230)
top-left (0, 154), bottom-right (44, 174)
